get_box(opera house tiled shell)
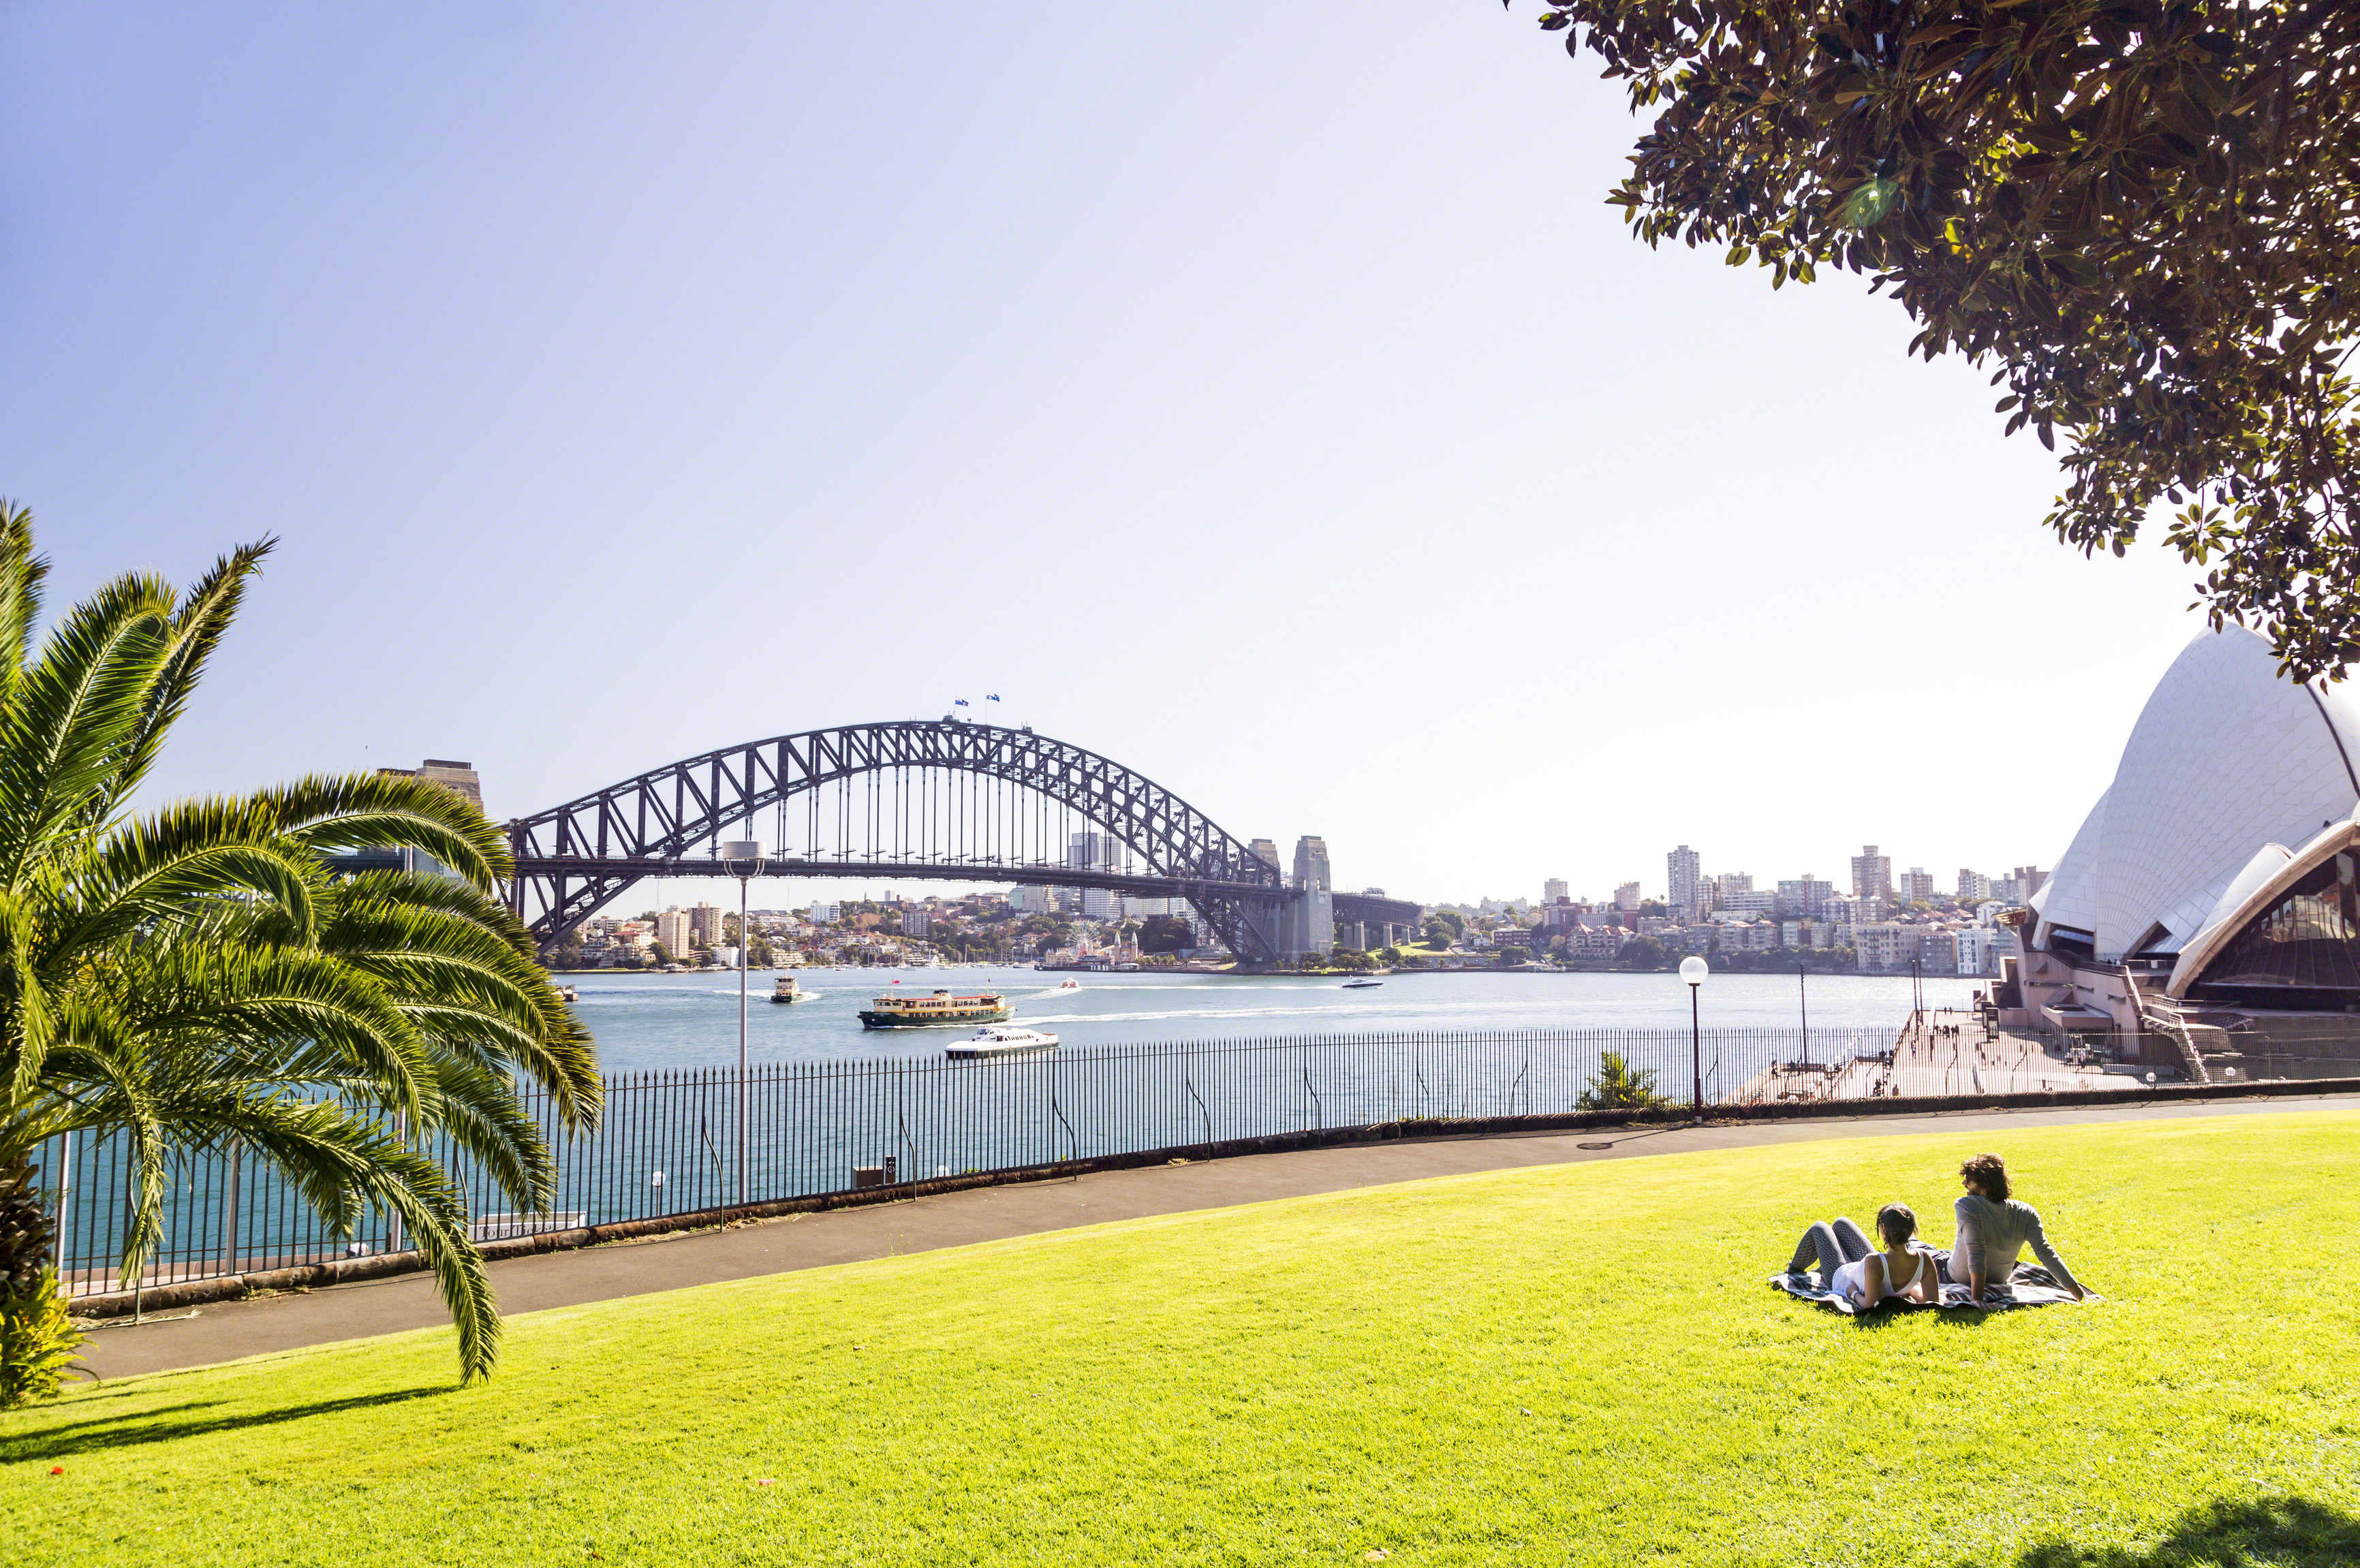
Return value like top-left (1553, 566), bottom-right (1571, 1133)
top-left (2031, 626), bottom-right (2360, 1005)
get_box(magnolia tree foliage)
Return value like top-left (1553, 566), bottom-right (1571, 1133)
top-left (1527, 1), bottom-right (2360, 677)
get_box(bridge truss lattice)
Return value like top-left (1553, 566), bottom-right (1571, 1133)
top-left (503, 719), bottom-right (1291, 962)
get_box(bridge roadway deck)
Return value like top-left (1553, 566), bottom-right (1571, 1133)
top-left (76, 1091), bottom-right (2357, 1380)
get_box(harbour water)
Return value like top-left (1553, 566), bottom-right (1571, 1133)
top-left (567, 967), bottom-right (1985, 1071)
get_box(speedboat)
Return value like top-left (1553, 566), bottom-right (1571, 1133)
top-left (556, 984), bottom-right (578, 1003)
top-left (1341, 977), bottom-right (1384, 989)
top-left (1058, 978), bottom-right (1081, 990)
top-left (946, 1024), bottom-right (1060, 1059)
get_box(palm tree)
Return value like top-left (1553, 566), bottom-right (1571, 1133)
top-left (0, 501), bottom-right (597, 1390)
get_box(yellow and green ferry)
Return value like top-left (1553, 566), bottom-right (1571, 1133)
top-left (858, 988), bottom-right (1014, 1029)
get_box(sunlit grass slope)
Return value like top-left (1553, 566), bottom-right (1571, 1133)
top-left (7, 1112), bottom-right (2360, 1567)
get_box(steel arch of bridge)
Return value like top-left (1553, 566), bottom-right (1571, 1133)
top-left (503, 719), bottom-right (1292, 962)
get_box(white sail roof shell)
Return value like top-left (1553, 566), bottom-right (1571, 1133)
top-left (2036, 627), bottom-right (2360, 959)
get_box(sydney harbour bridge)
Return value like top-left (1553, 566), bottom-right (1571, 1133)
top-left (502, 718), bottom-right (1419, 967)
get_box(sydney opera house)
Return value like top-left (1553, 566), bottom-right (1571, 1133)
top-left (2005, 625), bottom-right (2360, 1080)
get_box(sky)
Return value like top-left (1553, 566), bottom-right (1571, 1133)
top-left (1, 3), bottom-right (2209, 911)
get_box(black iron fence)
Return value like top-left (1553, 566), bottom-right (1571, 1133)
top-left (35, 1024), bottom-right (1912, 1300)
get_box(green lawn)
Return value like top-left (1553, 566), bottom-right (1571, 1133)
top-left (7, 1112), bottom-right (2360, 1566)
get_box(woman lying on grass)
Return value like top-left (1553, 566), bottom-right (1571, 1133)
top-left (1785, 1203), bottom-right (1942, 1310)
top-left (1953, 1153), bottom-right (2091, 1302)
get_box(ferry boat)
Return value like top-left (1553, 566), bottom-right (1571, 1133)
top-left (946, 1024), bottom-right (1060, 1059)
top-left (768, 975), bottom-right (805, 1005)
top-left (858, 988), bottom-right (1013, 1029)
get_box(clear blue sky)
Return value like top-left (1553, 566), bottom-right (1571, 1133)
top-left (2, 2), bottom-right (2203, 908)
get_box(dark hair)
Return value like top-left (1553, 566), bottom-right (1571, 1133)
top-left (1875, 1203), bottom-right (1917, 1247)
top-left (1960, 1153), bottom-right (2010, 1202)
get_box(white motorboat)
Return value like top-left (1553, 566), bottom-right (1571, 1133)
top-left (1341, 977), bottom-right (1384, 989)
top-left (947, 1024), bottom-right (1061, 1059)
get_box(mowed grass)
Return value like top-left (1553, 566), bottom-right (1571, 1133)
top-left (7, 1112), bottom-right (2360, 1567)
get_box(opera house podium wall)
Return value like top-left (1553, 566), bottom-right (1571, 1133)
top-left (2014, 627), bottom-right (2360, 1083)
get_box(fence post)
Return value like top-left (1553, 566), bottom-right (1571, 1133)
top-left (51, 1131), bottom-right (71, 1283)
top-left (389, 1111), bottom-right (407, 1255)
top-left (220, 1141), bottom-right (242, 1278)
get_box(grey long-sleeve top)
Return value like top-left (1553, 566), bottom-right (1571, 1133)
top-left (1952, 1194), bottom-right (2081, 1293)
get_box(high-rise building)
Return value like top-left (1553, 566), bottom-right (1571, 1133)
top-left (1989, 875), bottom-right (2025, 905)
top-left (1544, 878), bottom-right (1569, 905)
top-left (1854, 923), bottom-right (1913, 972)
top-left (655, 907), bottom-right (693, 956)
top-left (1957, 868), bottom-right (1992, 902)
top-left (1901, 868), bottom-right (1936, 904)
top-left (1069, 832), bottom-right (1128, 918)
top-left (2013, 865), bottom-right (2047, 898)
top-left (689, 903), bottom-right (724, 945)
top-left (1721, 873), bottom-right (1754, 896)
top-left (900, 908), bottom-right (933, 937)
top-left (1666, 846), bottom-right (1703, 916)
top-left (1851, 845), bottom-right (1893, 900)
top-left (805, 900), bottom-right (841, 924)
top-left (1613, 881), bottom-right (1642, 912)
top-left (1777, 875), bottom-right (1836, 921)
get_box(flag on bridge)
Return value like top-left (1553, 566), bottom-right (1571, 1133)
top-left (987, 693), bottom-right (1001, 702)
top-left (954, 698), bottom-right (969, 706)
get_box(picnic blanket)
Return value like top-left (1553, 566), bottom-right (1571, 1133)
top-left (1769, 1257), bottom-right (2082, 1315)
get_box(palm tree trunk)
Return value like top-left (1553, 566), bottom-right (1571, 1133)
top-left (0, 1153), bottom-right (52, 1289)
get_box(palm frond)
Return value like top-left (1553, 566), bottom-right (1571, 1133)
top-left (0, 502), bottom-right (47, 704)
top-left (322, 874), bottom-right (600, 1129)
top-left (104, 944), bottom-right (431, 1124)
top-left (83, 539), bottom-right (273, 824)
top-left (0, 888), bottom-right (55, 1103)
top-left (260, 772), bottom-right (511, 890)
top-left (0, 512), bottom-right (591, 1385)
top-left (47, 799), bottom-right (322, 961)
top-left (0, 570), bottom-right (175, 881)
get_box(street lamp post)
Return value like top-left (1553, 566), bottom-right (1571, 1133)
top-left (721, 838), bottom-right (766, 1207)
top-left (1679, 954), bottom-right (1709, 1116)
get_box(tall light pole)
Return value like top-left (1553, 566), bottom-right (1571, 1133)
top-left (1799, 959), bottom-right (1810, 1068)
top-left (721, 838), bottom-right (766, 1207)
top-left (1680, 954), bottom-right (1709, 1116)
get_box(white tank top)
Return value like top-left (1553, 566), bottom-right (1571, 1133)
top-left (1833, 1250), bottom-right (1929, 1306)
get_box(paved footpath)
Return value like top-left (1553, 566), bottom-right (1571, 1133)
top-left (80, 1092), bottom-right (2357, 1379)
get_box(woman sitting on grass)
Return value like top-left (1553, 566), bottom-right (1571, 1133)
top-left (1951, 1153), bottom-right (2090, 1302)
top-left (1785, 1204), bottom-right (1942, 1310)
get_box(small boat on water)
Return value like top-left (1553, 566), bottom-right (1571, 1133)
top-left (768, 975), bottom-right (806, 1005)
top-left (556, 984), bottom-right (578, 1003)
top-left (858, 988), bottom-right (1014, 1029)
top-left (946, 1024), bottom-right (1060, 1059)
top-left (1057, 978), bottom-right (1081, 990)
top-left (1341, 977), bottom-right (1384, 990)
